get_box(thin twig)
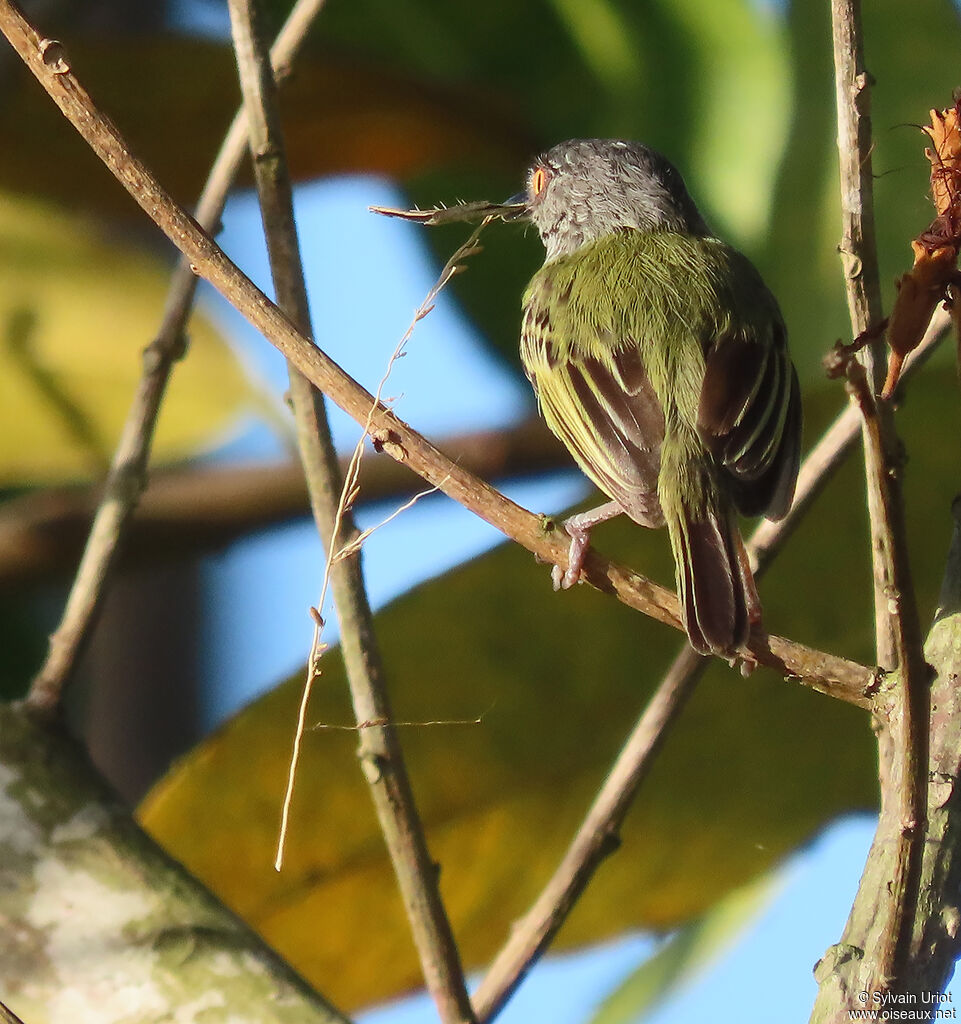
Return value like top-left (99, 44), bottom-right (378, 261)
top-left (472, 644), bottom-right (707, 1021)
top-left (467, 313), bottom-right (950, 1020)
top-left (334, 482), bottom-right (441, 560)
top-left (0, 0), bottom-right (874, 707)
top-left (0, 1000), bottom-right (26, 1024)
top-left (311, 711), bottom-right (487, 731)
top-left (831, 0), bottom-right (895, 667)
top-left (276, 221), bottom-right (487, 875)
top-left (226, 3), bottom-right (474, 1021)
top-left (831, 0), bottom-right (929, 992)
top-left (22, 0), bottom-right (331, 715)
top-left (0, 417), bottom-right (573, 587)
top-left (830, 10), bottom-right (884, 359)
top-left (750, 307), bottom-right (949, 573)
top-left (369, 200), bottom-right (527, 226)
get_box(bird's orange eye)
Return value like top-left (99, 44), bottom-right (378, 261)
top-left (531, 166), bottom-right (550, 197)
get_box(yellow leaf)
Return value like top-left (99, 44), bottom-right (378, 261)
top-left (139, 519), bottom-right (875, 1009)
top-left (139, 363), bottom-right (961, 1011)
top-left (0, 193), bottom-right (252, 484)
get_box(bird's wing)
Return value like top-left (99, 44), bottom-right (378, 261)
top-left (521, 279), bottom-right (665, 527)
top-left (520, 233), bottom-right (801, 525)
top-left (696, 307), bottom-right (801, 521)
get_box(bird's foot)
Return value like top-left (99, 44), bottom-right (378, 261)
top-left (552, 528), bottom-right (592, 590)
top-left (733, 529), bottom-right (763, 675)
top-left (550, 501), bottom-right (624, 590)
top-left (737, 652), bottom-right (758, 677)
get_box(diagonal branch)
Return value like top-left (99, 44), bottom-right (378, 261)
top-left (225, 2), bottom-right (474, 1021)
top-left (3, 310), bottom-right (946, 590)
top-left (0, 0), bottom-right (873, 707)
top-left (0, 418), bottom-right (572, 586)
top-left (0, 999), bottom-right (26, 1024)
top-left (465, 310), bottom-right (949, 1021)
top-left (23, 0), bottom-right (332, 716)
top-left (471, 644), bottom-right (707, 1021)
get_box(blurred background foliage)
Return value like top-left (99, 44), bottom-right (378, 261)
top-left (4, 0), bottom-right (961, 1016)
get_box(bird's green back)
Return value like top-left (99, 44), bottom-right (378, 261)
top-left (520, 230), bottom-right (788, 525)
top-left (521, 231), bottom-right (782, 434)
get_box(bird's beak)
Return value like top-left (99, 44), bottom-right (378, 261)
top-left (500, 191), bottom-right (530, 221)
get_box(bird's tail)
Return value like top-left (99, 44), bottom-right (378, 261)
top-left (664, 470), bottom-right (756, 657)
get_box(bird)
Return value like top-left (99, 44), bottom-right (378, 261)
top-left (515, 138), bottom-right (801, 656)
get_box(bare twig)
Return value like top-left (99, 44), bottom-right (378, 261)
top-left (0, 418), bottom-right (571, 587)
top-left (22, 0), bottom-right (331, 715)
top-left (370, 200), bottom-right (527, 226)
top-left (276, 223), bottom-right (486, 873)
top-left (472, 644), bottom-right (707, 1021)
top-left (0, 999), bottom-right (26, 1024)
top-left (335, 483), bottom-right (442, 560)
top-left (468, 311), bottom-right (950, 1019)
top-left (226, 3), bottom-right (474, 1021)
top-left (750, 307), bottom-right (949, 572)
top-left (832, 0), bottom-right (895, 666)
top-left (830, 0), bottom-right (929, 994)
top-left (0, 0), bottom-right (874, 706)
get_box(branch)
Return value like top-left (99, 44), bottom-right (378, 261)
top-left (832, 0), bottom-right (884, 385)
top-left (846, 361), bottom-right (929, 990)
top-left (828, 0), bottom-right (929, 999)
top-left (464, 312), bottom-right (952, 1020)
top-left (0, 704), bottom-right (351, 1024)
top-left (22, 0), bottom-right (332, 716)
top-left (3, 299), bottom-right (946, 588)
top-left (831, 0), bottom-right (924, 670)
top-left (0, 418), bottom-right (570, 586)
top-left (0, 0), bottom-right (873, 705)
top-left (226, 2), bottom-right (474, 1021)
top-left (750, 307), bottom-right (949, 574)
top-left (0, 1000), bottom-right (26, 1024)
top-left (471, 644), bottom-right (707, 1021)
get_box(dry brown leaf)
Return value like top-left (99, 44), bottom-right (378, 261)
top-left (925, 103), bottom-right (961, 216)
top-left (883, 100), bottom-right (961, 398)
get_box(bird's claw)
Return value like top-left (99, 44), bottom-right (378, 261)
top-left (549, 502), bottom-right (623, 592)
top-left (552, 526), bottom-right (591, 590)
top-left (551, 563), bottom-right (579, 591)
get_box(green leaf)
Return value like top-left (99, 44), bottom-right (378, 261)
top-left (0, 36), bottom-right (533, 221)
top-left (765, 0), bottom-right (961, 382)
top-left (0, 194), bottom-right (253, 485)
top-left (398, 0), bottom-right (791, 366)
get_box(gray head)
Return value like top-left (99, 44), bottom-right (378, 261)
top-left (523, 139), bottom-right (709, 261)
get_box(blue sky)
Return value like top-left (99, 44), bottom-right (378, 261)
top-left (189, 175), bottom-right (957, 1023)
top-left (162, 3), bottom-right (958, 1018)
top-left (196, 176), bottom-right (586, 719)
